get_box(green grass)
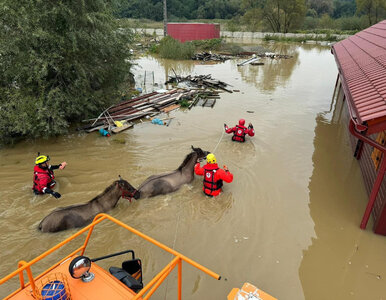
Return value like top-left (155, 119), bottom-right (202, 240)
top-left (191, 38), bottom-right (223, 51)
top-left (179, 99), bottom-right (190, 107)
top-left (293, 28), bottom-right (357, 35)
top-left (263, 33), bottom-right (341, 43)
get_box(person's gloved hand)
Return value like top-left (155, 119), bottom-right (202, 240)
top-left (52, 192), bottom-right (61, 199)
top-left (223, 165), bottom-right (229, 172)
top-left (224, 123), bottom-right (228, 130)
top-left (248, 123), bottom-right (253, 129)
top-left (59, 162), bottom-right (67, 170)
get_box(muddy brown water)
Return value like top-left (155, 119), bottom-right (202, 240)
top-left (1, 43), bottom-right (386, 300)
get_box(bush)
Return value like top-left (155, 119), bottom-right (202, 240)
top-left (158, 36), bottom-right (195, 60)
top-left (191, 38), bottom-right (223, 51)
top-left (336, 16), bottom-right (368, 31)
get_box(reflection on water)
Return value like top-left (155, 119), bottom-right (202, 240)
top-left (300, 95), bottom-right (386, 300)
top-left (1, 43), bottom-right (385, 299)
top-left (235, 46), bottom-right (300, 92)
top-left (132, 56), bottom-right (195, 92)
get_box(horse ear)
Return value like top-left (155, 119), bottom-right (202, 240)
top-left (118, 175), bottom-right (122, 181)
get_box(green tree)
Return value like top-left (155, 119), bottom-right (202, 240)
top-left (0, 0), bottom-right (132, 143)
top-left (333, 0), bottom-right (356, 18)
top-left (261, 0), bottom-right (306, 32)
top-left (357, 0), bottom-right (386, 25)
top-left (308, 0), bottom-right (334, 16)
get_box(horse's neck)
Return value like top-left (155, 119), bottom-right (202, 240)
top-left (95, 185), bottom-right (121, 210)
top-left (181, 153), bottom-right (197, 173)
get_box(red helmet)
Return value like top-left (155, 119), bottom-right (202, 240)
top-left (239, 119), bottom-right (245, 126)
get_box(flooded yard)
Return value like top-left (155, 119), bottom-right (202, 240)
top-left (1, 43), bottom-right (385, 300)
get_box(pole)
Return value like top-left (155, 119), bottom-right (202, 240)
top-left (163, 0), bottom-right (167, 36)
top-left (348, 120), bottom-right (386, 229)
top-left (360, 156), bottom-right (386, 229)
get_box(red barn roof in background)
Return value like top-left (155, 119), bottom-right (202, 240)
top-left (332, 20), bottom-right (386, 132)
top-left (167, 23), bottom-right (220, 43)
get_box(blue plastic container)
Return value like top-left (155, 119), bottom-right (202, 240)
top-left (99, 128), bottom-right (110, 137)
top-left (41, 280), bottom-right (67, 300)
top-left (151, 118), bottom-right (164, 125)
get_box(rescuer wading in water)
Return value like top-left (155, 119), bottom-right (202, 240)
top-left (33, 154), bottom-right (67, 198)
top-left (224, 119), bottom-right (254, 142)
top-left (194, 153), bottom-right (233, 197)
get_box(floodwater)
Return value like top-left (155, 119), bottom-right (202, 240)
top-left (1, 43), bottom-right (386, 300)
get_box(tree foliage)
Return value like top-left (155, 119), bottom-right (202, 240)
top-left (116, 0), bottom-right (241, 20)
top-left (356, 0), bottom-right (386, 25)
top-left (333, 0), bottom-right (356, 18)
top-left (0, 0), bottom-right (132, 143)
top-left (308, 0), bottom-right (334, 16)
top-left (116, 0), bottom-right (376, 33)
top-left (258, 0), bottom-right (306, 33)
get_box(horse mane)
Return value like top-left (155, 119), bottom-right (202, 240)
top-left (88, 180), bottom-right (119, 203)
top-left (177, 151), bottom-right (196, 171)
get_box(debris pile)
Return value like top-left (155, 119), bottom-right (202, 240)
top-left (79, 74), bottom-right (232, 134)
top-left (237, 52), bottom-right (292, 67)
top-left (192, 52), bottom-right (230, 62)
top-left (259, 52), bottom-right (292, 59)
top-left (165, 75), bottom-right (233, 93)
top-left (80, 90), bottom-right (189, 133)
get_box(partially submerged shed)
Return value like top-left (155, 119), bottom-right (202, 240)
top-left (167, 23), bottom-right (220, 42)
top-left (331, 20), bottom-right (386, 235)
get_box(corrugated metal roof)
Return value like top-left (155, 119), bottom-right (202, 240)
top-left (332, 20), bottom-right (386, 125)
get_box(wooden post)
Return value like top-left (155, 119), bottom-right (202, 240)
top-left (163, 0), bottom-right (167, 37)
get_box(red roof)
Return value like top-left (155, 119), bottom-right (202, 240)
top-left (332, 20), bottom-right (386, 129)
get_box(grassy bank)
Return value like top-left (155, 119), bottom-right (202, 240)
top-left (263, 33), bottom-right (342, 43)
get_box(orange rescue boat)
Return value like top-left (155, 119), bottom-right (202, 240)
top-left (0, 213), bottom-right (277, 300)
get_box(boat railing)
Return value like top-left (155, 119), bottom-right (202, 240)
top-left (0, 213), bottom-right (221, 300)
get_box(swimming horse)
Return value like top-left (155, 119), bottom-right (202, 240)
top-left (135, 146), bottom-right (209, 198)
top-left (38, 177), bottom-right (139, 232)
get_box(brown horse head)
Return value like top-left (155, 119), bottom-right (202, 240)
top-left (117, 176), bottom-right (140, 200)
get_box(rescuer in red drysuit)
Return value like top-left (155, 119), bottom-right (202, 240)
top-left (33, 154), bottom-right (67, 198)
top-left (194, 153), bottom-right (233, 197)
top-left (224, 119), bottom-right (255, 142)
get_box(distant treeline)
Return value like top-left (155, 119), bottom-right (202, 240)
top-left (116, 0), bottom-right (386, 32)
top-left (117, 0), bottom-right (241, 20)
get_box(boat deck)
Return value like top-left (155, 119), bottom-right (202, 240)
top-left (9, 255), bottom-right (139, 300)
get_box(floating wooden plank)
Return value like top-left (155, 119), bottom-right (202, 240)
top-left (250, 62), bottom-right (264, 66)
top-left (203, 99), bottom-right (216, 108)
top-left (111, 122), bottom-right (133, 134)
top-left (86, 125), bottom-right (107, 133)
top-left (237, 56), bottom-right (260, 66)
top-left (162, 104), bottom-right (180, 113)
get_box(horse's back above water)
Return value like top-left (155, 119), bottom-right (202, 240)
top-left (137, 146), bottom-right (209, 198)
top-left (38, 178), bottom-right (138, 233)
